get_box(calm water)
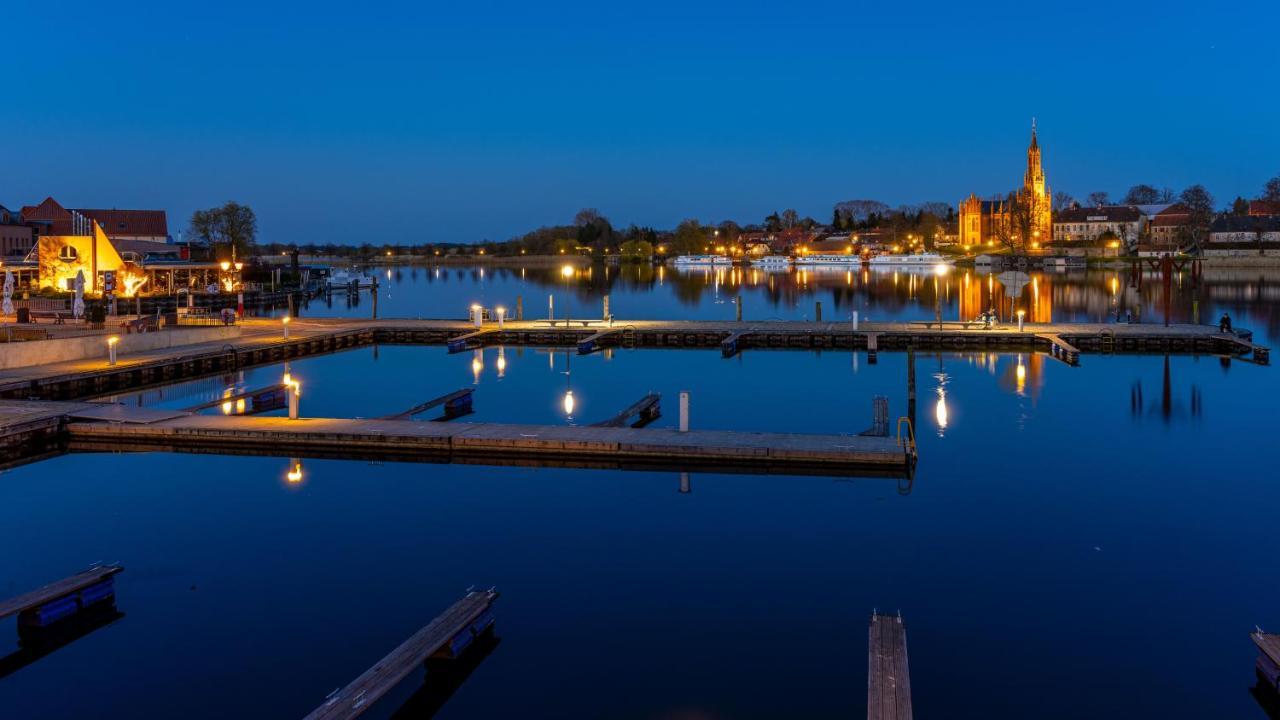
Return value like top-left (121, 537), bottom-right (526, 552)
top-left (2, 263), bottom-right (1279, 718)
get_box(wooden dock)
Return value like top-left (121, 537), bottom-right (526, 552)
top-left (381, 388), bottom-right (474, 421)
top-left (0, 565), bottom-right (124, 624)
top-left (303, 589), bottom-right (497, 720)
top-left (0, 317), bottom-right (1270, 404)
top-left (1253, 629), bottom-right (1280, 691)
top-left (65, 412), bottom-right (915, 477)
top-left (868, 612), bottom-right (913, 720)
top-left (1036, 332), bottom-right (1080, 366)
top-left (590, 393), bottom-right (661, 428)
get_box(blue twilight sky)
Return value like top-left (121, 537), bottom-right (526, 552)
top-left (2, 0), bottom-right (1278, 245)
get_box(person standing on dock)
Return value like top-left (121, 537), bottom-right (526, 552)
top-left (1219, 312), bottom-right (1232, 333)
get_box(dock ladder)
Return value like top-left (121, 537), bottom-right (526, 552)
top-left (1099, 329), bottom-right (1116, 354)
top-left (895, 416), bottom-right (917, 465)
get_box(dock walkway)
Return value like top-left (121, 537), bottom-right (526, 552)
top-left (0, 317), bottom-right (1268, 403)
top-left (868, 612), bottom-right (913, 720)
top-left (66, 412), bottom-right (915, 476)
top-left (0, 565), bottom-right (123, 623)
top-left (303, 589), bottom-right (497, 720)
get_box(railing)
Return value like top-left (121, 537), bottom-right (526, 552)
top-left (896, 416), bottom-right (917, 460)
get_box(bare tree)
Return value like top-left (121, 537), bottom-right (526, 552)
top-left (780, 209), bottom-right (800, 229)
top-left (573, 208), bottom-right (603, 227)
top-left (1123, 184), bottom-right (1162, 205)
top-left (1052, 191), bottom-right (1076, 211)
top-left (1087, 191), bottom-right (1111, 207)
top-left (1262, 176), bottom-right (1280, 203)
top-left (1179, 185), bottom-right (1216, 245)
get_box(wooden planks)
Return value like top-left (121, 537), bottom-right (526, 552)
top-left (381, 388), bottom-right (474, 421)
top-left (0, 565), bottom-right (124, 621)
top-left (1036, 333), bottom-right (1080, 366)
top-left (868, 613), bottom-right (913, 720)
top-left (720, 327), bottom-right (756, 358)
top-left (303, 590), bottom-right (497, 720)
top-left (65, 412), bottom-right (913, 476)
top-left (577, 328), bottom-right (619, 355)
top-left (590, 393), bottom-right (661, 428)
top-left (1255, 631), bottom-right (1280, 666)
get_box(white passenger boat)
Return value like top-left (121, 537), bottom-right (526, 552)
top-left (868, 252), bottom-right (951, 267)
top-left (671, 254), bottom-right (733, 267)
top-left (750, 255), bottom-right (793, 267)
top-left (794, 254), bottom-right (861, 267)
top-left (327, 269), bottom-right (377, 288)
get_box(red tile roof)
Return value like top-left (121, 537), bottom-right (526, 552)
top-left (1250, 200), bottom-right (1280, 217)
top-left (17, 197), bottom-right (167, 238)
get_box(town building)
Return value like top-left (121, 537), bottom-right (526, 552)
top-left (1249, 200), bottom-right (1280, 217)
top-left (0, 204), bottom-right (35, 258)
top-left (958, 121), bottom-right (1052, 249)
top-left (20, 196), bottom-right (169, 244)
top-left (1207, 216), bottom-right (1280, 244)
top-left (1145, 204), bottom-right (1192, 249)
top-left (1051, 205), bottom-right (1145, 247)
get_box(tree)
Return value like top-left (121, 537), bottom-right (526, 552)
top-left (1052, 191), bottom-right (1076, 211)
top-left (188, 201), bottom-right (257, 259)
top-left (1262, 176), bottom-right (1280, 203)
top-left (780, 209), bottom-right (800, 229)
top-left (1179, 184), bottom-right (1216, 245)
top-left (764, 211), bottom-right (782, 232)
top-left (1232, 196), bottom-right (1251, 216)
top-left (1086, 191), bottom-right (1111, 207)
top-left (1123, 184), bottom-right (1162, 205)
top-left (1002, 191), bottom-right (1037, 255)
top-left (672, 219), bottom-right (710, 254)
top-left (573, 208), bottom-right (603, 227)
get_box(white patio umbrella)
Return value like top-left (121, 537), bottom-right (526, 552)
top-left (73, 270), bottom-right (86, 319)
top-left (2, 270), bottom-right (13, 317)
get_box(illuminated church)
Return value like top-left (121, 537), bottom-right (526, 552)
top-left (958, 121), bottom-right (1052, 248)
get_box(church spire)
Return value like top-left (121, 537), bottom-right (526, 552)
top-left (1030, 117), bottom-right (1038, 150)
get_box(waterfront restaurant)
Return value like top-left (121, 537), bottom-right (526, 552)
top-left (20, 220), bottom-right (223, 297)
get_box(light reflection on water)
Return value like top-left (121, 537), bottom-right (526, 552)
top-left (3, 264), bottom-right (1279, 719)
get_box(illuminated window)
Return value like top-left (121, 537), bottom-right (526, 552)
top-left (59, 245), bottom-right (78, 262)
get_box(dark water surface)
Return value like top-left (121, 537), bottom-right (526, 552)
top-left (2, 263), bottom-right (1279, 718)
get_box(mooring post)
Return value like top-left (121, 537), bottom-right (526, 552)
top-left (371, 277), bottom-right (378, 319)
top-left (516, 295), bottom-right (523, 321)
top-left (852, 310), bottom-right (859, 331)
top-left (815, 301), bottom-right (822, 322)
top-left (548, 294), bottom-right (554, 323)
top-left (286, 383), bottom-right (299, 420)
top-left (736, 296), bottom-right (743, 322)
top-left (679, 391), bottom-right (689, 432)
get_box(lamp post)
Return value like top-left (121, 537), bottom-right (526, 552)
top-left (1017, 309), bottom-right (1026, 332)
top-left (282, 315), bottom-right (290, 340)
top-left (560, 264), bottom-right (575, 327)
top-left (107, 335), bottom-right (119, 366)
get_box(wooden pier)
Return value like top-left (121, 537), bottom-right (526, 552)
top-left (303, 589), bottom-right (497, 720)
top-left (0, 317), bottom-right (1269, 404)
top-left (381, 388), bottom-right (475, 421)
top-left (868, 612), bottom-right (913, 720)
top-left (65, 412), bottom-right (915, 477)
top-left (0, 565), bottom-right (123, 627)
top-left (591, 393), bottom-right (661, 429)
top-left (1253, 629), bottom-right (1280, 692)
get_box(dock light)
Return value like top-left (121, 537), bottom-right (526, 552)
top-left (285, 378), bottom-right (301, 419)
top-left (562, 389), bottom-right (575, 416)
top-left (1017, 309), bottom-right (1026, 332)
top-left (282, 315), bottom-right (290, 339)
top-left (220, 261), bottom-right (231, 272)
top-left (560, 265), bottom-right (575, 278)
top-left (107, 335), bottom-right (119, 366)
top-left (495, 306), bottom-right (506, 329)
top-left (471, 304), bottom-right (483, 328)
top-left (234, 262), bottom-right (243, 272)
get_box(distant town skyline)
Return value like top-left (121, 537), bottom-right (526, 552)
top-left (3, 1), bottom-right (1277, 245)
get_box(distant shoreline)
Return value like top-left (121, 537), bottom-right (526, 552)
top-left (262, 254), bottom-right (593, 267)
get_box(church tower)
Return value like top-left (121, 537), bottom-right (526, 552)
top-left (1022, 119), bottom-right (1051, 242)
top-left (1024, 119), bottom-right (1046, 199)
